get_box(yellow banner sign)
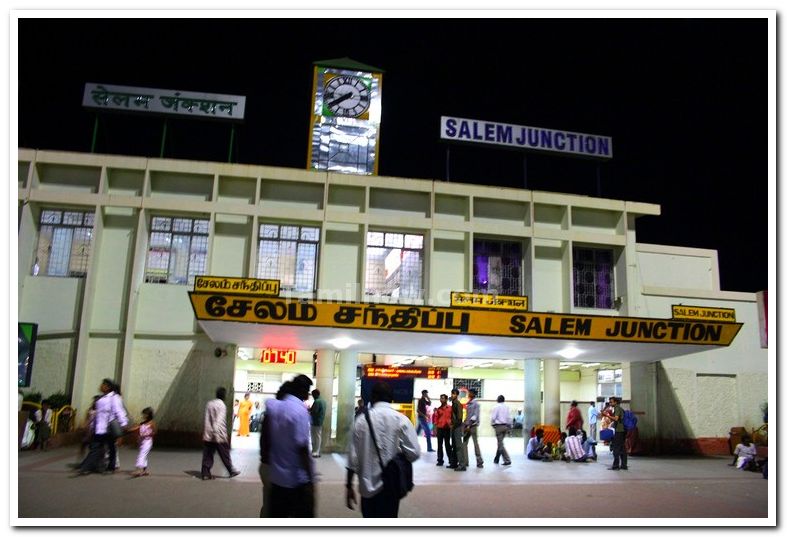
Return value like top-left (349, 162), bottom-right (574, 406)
top-left (189, 293), bottom-right (742, 346)
top-left (451, 292), bottom-right (528, 311)
top-left (672, 305), bottom-right (736, 323)
top-left (193, 276), bottom-right (279, 297)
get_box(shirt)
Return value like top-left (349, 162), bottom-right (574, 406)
top-left (433, 404), bottom-right (452, 429)
top-left (588, 405), bottom-right (600, 425)
top-left (94, 391), bottom-right (128, 435)
top-left (464, 398), bottom-right (480, 427)
top-left (611, 405), bottom-right (625, 433)
top-left (450, 399), bottom-right (463, 429)
top-left (526, 436), bottom-right (543, 457)
top-left (267, 394), bottom-right (312, 488)
top-left (514, 413), bottom-right (524, 426)
top-left (203, 398), bottom-right (229, 443)
top-left (490, 403), bottom-right (511, 426)
top-left (347, 402), bottom-right (420, 499)
top-left (734, 443), bottom-right (757, 459)
top-left (565, 434), bottom-right (585, 460)
top-left (417, 396), bottom-right (431, 418)
top-left (565, 406), bottom-right (583, 430)
top-left (310, 397), bottom-right (326, 426)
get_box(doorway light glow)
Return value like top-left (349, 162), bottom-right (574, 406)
top-left (557, 347), bottom-right (582, 359)
top-left (448, 340), bottom-right (482, 355)
top-left (328, 337), bottom-right (356, 350)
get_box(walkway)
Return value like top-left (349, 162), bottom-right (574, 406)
top-left (16, 435), bottom-right (770, 522)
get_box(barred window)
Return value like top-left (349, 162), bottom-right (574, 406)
top-left (597, 368), bottom-right (623, 398)
top-left (257, 224), bottom-right (320, 292)
top-left (145, 215), bottom-right (209, 285)
top-left (33, 208), bottom-right (95, 278)
top-left (473, 239), bottom-right (522, 295)
top-left (365, 231), bottom-right (423, 300)
top-left (573, 246), bottom-right (615, 309)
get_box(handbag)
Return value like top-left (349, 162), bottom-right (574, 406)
top-left (362, 407), bottom-right (414, 500)
top-left (108, 418), bottom-right (123, 439)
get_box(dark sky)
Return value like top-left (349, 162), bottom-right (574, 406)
top-left (17, 18), bottom-right (768, 293)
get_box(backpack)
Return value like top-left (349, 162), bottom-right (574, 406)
top-left (622, 410), bottom-right (638, 430)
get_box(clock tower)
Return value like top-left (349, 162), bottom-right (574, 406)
top-left (307, 57), bottom-right (384, 175)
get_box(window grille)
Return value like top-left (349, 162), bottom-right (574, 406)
top-left (33, 208), bottom-right (95, 278)
top-left (453, 378), bottom-right (484, 399)
top-left (145, 215), bottom-right (209, 285)
top-left (473, 239), bottom-right (522, 295)
top-left (597, 369), bottom-right (623, 398)
top-left (573, 247), bottom-right (614, 309)
top-left (365, 231), bottom-right (423, 300)
top-left (256, 224), bottom-right (320, 292)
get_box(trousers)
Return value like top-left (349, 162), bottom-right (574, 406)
top-left (201, 441), bottom-right (235, 477)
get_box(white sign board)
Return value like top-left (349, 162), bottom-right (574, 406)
top-left (82, 83), bottom-right (246, 121)
top-left (440, 116), bottom-right (612, 159)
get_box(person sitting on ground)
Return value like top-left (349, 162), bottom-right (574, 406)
top-left (564, 427), bottom-right (590, 462)
top-left (580, 429), bottom-right (598, 460)
top-left (553, 432), bottom-right (568, 461)
top-left (730, 435), bottom-right (758, 471)
top-left (526, 428), bottom-right (551, 461)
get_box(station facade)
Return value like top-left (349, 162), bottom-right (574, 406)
top-left (17, 148), bottom-right (767, 455)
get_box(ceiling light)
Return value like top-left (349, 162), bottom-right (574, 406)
top-left (462, 364), bottom-right (475, 370)
top-left (328, 337), bottom-right (356, 350)
top-left (557, 347), bottom-right (582, 359)
top-left (581, 362), bottom-right (601, 368)
top-left (449, 340), bottom-right (481, 354)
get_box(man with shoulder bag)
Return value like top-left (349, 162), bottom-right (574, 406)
top-left (346, 382), bottom-right (420, 518)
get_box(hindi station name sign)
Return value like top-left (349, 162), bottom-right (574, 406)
top-left (451, 291), bottom-right (528, 311)
top-left (83, 83), bottom-right (246, 121)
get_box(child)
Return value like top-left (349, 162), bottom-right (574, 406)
top-left (79, 396), bottom-right (100, 461)
top-left (34, 400), bottom-right (53, 451)
top-left (555, 433), bottom-right (568, 461)
top-left (730, 435), bottom-right (758, 471)
top-left (128, 407), bottom-right (156, 477)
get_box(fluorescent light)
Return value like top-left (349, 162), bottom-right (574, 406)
top-left (581, 362), bottom-right (601, 368)
top-left (557, 347), bottom-right (582, 359)
top-left (328, 337), bottom-right (356, 350)
top-left (462, 364), bottom-right (475, 370)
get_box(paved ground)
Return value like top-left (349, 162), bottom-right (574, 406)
top-left (15, 435), bottom-right (771, 523)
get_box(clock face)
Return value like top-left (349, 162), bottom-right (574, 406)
top-left (323, 75), bottom-right (371, 118)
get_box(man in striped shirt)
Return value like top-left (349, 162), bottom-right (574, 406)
top-left (564, 427), bottom-right (590, 462)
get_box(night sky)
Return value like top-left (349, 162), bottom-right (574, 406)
top-left (17, 18), bottom-right (769, 293)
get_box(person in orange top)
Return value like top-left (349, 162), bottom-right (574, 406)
top-left (237, 393), bottom-right (253, 437)
top-left (432, 394), bottom-right (453, 466)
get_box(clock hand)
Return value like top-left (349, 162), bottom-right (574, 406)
top-left (328, 92), bottom-right (353, 107)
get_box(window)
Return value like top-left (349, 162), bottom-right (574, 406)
top-left (145, 215), bottom-right (209, 285)
top-left (573, 246), bottom-right (615, 309)
top-left (473, 239), bottom-right (522, 295)
top-left (33, 208), bottom-right (95, 277)
top-left (257, 224), bottom-right (320, 292)
top-left (365, 231), bottom-right (423, 300)
top-left (597, 368), bottom-right (623, 398)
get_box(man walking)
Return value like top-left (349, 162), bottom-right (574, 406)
top-left (603, 396), bottom-right (628, 471)
top-left (449, 388), bottom-right (465, 470)
top-left (201, 386), bottom-right (240, 480)
top-left (346, 381), bottom-right (420, 518)
top-left (565, 400), bottom-right (583, 431)
top-left (309, 389), bottom-right (326, 457)
top-left (588, 401), bottom-right (600, 441)
top-left (491, 395), bottom-right (512, 465)
top-left (265, 374), bottom-right (316, 517)
top-left (416, 389), bottom-right (434, 452)
top-left (462, 388), bottom-right (484, 468)
top-left (432, 394), bottom-right (452, 466)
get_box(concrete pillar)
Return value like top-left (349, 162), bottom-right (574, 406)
top-left (334, 350), bottom-right (358, 453)
top-left (543, 359), bottom-right (561, 427)
top-left (628, 361), bottom-right (659, 454)
top-left (315, 349), bottom-right (336, 452)
top-left (524, 358), bottom-right (542, 440)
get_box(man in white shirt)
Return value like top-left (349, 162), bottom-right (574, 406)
top-left (201, 386), bottom-right (240, 480)
top-left (588, 401), bottom-right (600, 441)
top-left (346, 382), bottom-right (420, 518)
top-left (491, 395), bottom-right (512, 465)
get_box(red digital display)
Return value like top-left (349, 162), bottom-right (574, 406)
top-left (364, 365), bottom-right (448, 379)
top-left (261, 349), bottom-right (296, 365)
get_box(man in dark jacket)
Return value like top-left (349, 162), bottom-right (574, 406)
top-left (449, 389), bottom-right (466, 471)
